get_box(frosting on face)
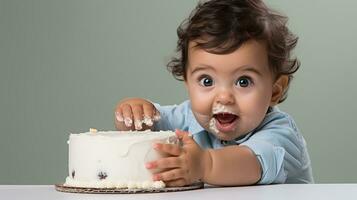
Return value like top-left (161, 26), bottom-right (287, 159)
top-left (212, 103), bottom-right (235, 115)
top-left (209, 104), bottom-right (237, 136)
top-left (209, 117), bottom-right (219, 135)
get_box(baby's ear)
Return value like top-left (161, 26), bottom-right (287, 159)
top-left (270, 75), bottom-right (289, 106)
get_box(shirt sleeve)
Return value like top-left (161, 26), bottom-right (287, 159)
top-left (240, 114), bottom-right (304, 184)
top-left (152, 100), bottom-right (191, 131)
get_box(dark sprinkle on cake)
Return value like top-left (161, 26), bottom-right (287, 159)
top-left (98, 171), bottom-right (108, 180)
top-left (71, 170), bottom-right (75, 179)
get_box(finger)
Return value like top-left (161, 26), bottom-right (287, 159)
top-left (131, 104), bottom-right (144, 130)
top-left (142, 103), bottom-right (154, 126)
top-left (115, 109), bottom-right (124, 122)
top-left (165, 179), bottom-right (188, 187)
top-left (154, 143), bottom-right (181, 156)
top-left (175, 129), bottom-right (194, 144)
top-left (146, 157), bottom-right (181, 170)
top-left (175, 129), bottom-right (187, 139)
top-left (121, 104), bottom-right (133, 127)
top-left (153, 168), bottom-right (185, 182)
top-left (153, 109), bottom-right (161, 121)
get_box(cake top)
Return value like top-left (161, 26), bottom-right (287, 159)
top-left (69, 129), bottom-right (177, 142)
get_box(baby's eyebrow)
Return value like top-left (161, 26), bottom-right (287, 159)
top-left (235, 65), bottom-right (263, 77)
top-left (190, 64), bottom-right (263, 77)
top-left (190, 64), bottom-right (215, 75)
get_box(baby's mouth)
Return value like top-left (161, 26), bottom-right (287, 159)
top-left (213, 112), bottom-right (239, 133)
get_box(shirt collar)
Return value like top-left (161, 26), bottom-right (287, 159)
top-left (233, 131), bottom-right (254, 144)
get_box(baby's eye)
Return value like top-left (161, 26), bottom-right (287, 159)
top-left (235, 76), bottom-right (252, 88)
top-left (199, 76), bottom-right (214, 87)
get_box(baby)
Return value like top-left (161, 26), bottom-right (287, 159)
top-left (115, 0), bottom-right (313, 186)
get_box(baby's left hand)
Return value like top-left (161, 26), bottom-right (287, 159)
top-left (145, 130), bottom-right (209, 187)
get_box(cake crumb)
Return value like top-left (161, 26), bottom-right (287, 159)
top-left (89, 128), bottom-right (98, 133)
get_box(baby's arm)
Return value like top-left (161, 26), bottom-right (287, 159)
top-left (203, 145), bottom-right (261, 186)
top-left (146, 130), bottom-right (261, 186)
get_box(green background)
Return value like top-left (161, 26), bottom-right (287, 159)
top-left (1, 0), bottom-right (356, 184)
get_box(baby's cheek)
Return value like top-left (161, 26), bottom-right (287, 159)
top-left (190, 96), bottom-right (211, 116)
top-left (243, 106), bottom-right (267, 131)
top-left (193, 112), bottom-right (212, 132)
top-left (190, 92), bottom-right (212, 115)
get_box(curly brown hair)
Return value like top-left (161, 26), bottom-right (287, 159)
top-left (167, 0), bottom-right (300, 103)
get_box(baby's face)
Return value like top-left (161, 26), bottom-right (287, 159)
top-left (185, 40), bottom-right (276, 141)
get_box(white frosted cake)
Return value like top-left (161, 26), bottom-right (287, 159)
top-left (64, 129), bottom-right (177, 189)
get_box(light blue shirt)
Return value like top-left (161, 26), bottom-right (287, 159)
top-left (153, 100), bottom-right (314, 184)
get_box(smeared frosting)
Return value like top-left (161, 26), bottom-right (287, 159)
top-left (212, 104), bottom-right (234, 115)
top-left (209, 118), bottom-right (219, 135)
top-left (209, 104), bottom-right (237, 135)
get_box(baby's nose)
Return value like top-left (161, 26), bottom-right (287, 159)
top-left (215, 89), bottom-right (235, 105)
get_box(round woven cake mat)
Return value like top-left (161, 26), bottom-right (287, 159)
top-left (55, 182), bottom-right (204, 194)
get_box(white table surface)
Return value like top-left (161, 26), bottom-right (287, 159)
top-left (1, 184), bottom-right (357, 200)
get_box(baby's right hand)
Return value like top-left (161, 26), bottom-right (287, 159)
top-left (115, 98), bottom-right (160, 131)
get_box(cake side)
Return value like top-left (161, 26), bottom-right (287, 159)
top-left (64, 130), bottom-right (177, 189)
